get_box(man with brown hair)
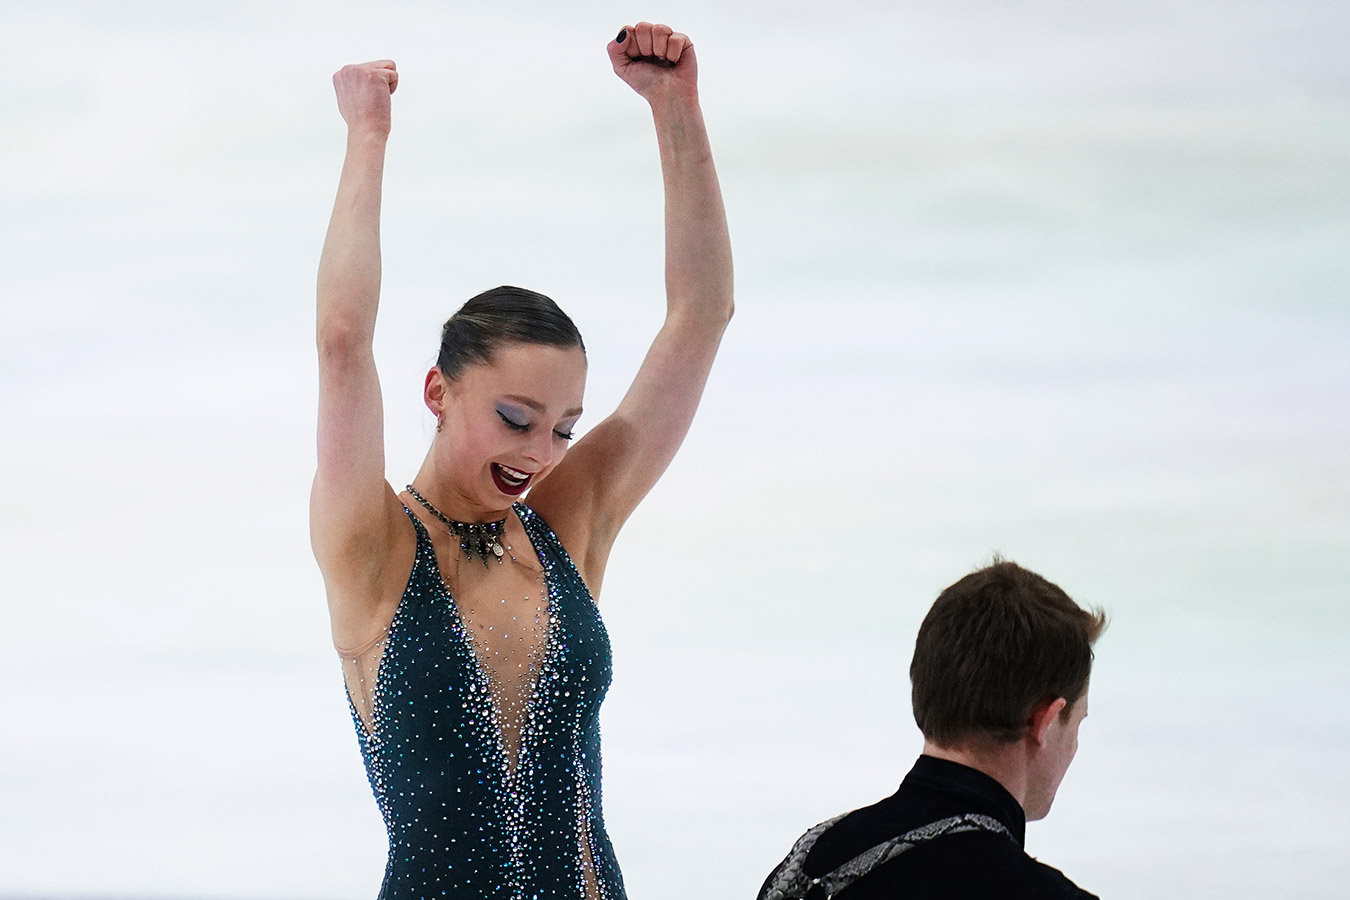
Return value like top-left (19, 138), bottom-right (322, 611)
top-left (758, 560), bottom-right (1106, 900)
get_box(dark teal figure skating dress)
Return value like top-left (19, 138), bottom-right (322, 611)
top-left (350, 504), bottom-right (625, 899)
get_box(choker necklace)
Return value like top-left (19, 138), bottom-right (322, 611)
top-left (405, 484), bottom-right (507, 566)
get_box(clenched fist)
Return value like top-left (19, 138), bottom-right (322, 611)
top-left (332, 60), bottom-right (399, 135)
top-left (608, 22), bottom-right (697, 105)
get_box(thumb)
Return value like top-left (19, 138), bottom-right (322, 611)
top-left (607, 25), bottom-right (633, 66)
top-left (358, 59), bottom-right (399, 93)
top-left (375, 60), bottom-right (399, 94)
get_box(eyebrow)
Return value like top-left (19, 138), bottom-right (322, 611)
top-left (502, 395), bottom-right (584, 418)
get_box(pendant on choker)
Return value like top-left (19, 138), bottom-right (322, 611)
top-left (405, 485), bottom-right (507, 566)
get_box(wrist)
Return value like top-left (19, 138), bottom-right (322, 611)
top-left (645, 77), bottom-right (702, 111)
top-left (647, 87), bottom-right (702, 121)
top-left (346, 124), bottom-right (391, 145)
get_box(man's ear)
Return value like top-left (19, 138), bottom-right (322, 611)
top-left (1027, 697), bottom-right (1068, 747)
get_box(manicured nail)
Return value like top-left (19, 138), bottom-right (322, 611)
top-left (616, 28), bottom-right (627, 43)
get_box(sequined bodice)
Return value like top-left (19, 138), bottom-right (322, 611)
top-left (350, 504), bottom-right (625, 900)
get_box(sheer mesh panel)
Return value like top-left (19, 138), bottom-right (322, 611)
top-left (338, 630), bottom-right (388, 736)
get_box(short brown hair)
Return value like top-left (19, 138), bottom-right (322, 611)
top-left (910, 559), bottom-right (1107, 746)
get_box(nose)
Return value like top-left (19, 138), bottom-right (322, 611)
top-left (522, 427), bottom-right (560, 470)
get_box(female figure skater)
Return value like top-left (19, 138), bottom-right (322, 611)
top-left (311, 22), bottom-right (731, 900)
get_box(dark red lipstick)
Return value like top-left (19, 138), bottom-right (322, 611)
top-left (491, 463), bottom-right (532, 496)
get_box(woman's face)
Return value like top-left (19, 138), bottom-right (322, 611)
top-left (430, 341), bottom-right (587, 513)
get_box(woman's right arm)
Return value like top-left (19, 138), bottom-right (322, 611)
top-left (310, 61), bottom-right (406, 637)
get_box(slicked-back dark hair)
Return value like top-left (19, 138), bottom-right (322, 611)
top-left (910, 559), bottom-right (1107, 746)
top-left (437, 285), bottom-right (585, 380)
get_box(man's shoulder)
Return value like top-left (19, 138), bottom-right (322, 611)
top-left (758, 808), bottom-right (1096, 900)
top-left (898, 831), bottom-right (1098, 899)
top-left (1022, 854), bottom-right (1100, 899)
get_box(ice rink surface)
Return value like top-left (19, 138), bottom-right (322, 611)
top-left (3, 1), bottom-right (1348, 897)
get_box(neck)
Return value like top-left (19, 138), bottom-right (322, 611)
top-left (411, 454), bottom-right (509, 523)
top-left (922, 738), bottom-right (1030, 813)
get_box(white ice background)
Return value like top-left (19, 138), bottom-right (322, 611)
top-left (2, 1), bottom-right (1348, 898)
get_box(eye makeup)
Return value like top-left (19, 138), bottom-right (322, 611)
top-left (554, 416), bottom-right (580, 442)
top-left (495, 402), bottom-right (529, 431)
top-left (496, 401), bottom-right (580, 440)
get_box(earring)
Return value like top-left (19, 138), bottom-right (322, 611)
top-left (436, 416), bottom-right (444, 434)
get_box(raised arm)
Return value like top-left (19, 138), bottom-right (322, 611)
top-left (529, 24), bottom-right (734, 593)
top-left (310, 61), bottom-right (405, 632)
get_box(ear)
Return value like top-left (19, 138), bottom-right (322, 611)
top-left (424, 367), bottom-right (448, 416)
top-left (1027, 697), bottom-right (1068, 747)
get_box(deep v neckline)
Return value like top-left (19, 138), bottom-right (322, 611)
top-left (348, 502), bottom-right (624, 900)
top-left (422, 502), bottom-right (556, 773)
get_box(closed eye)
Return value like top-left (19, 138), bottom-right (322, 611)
top-left (497, 410), bottom-right (529, 432)
top-left (554, 429), bottom-right (575, 441)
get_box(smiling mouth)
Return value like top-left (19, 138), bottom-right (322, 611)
top-left (491, 463), bottom-right (533, 495)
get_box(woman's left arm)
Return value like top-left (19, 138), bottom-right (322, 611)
top-left (528, 22), bottom-right (733, 593)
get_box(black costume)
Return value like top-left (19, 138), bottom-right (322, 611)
top-left (346, 506), bottom-right (625, 899)
top-left (758, 756), bottom-right (1096, 900)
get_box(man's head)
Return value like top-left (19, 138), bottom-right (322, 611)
top-left (910, 559), bottom-right (1106, 817)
